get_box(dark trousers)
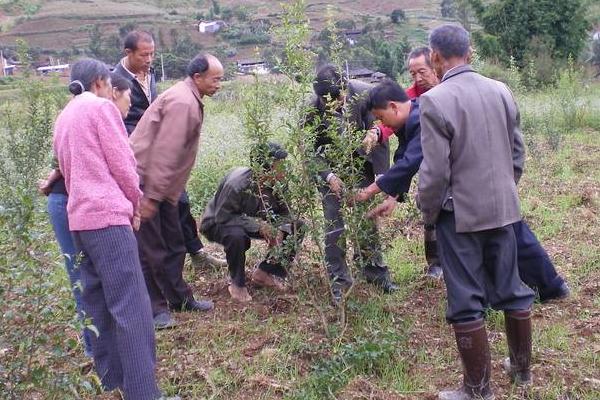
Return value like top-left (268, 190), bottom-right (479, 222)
top-left (424, 225), bottom-right (440, 267)
top-left (436, 211), bottom-right (535, 323)
top-left (179, 191), bottom-right (204, 255)
top-left (513, 220), bottom-right (565, 301)
top-left (136, 201), bottom-right (194, 315)
top-left (202, 222), bottom-right (304, 287)
top-left (318, 184), bottom-right (389, 288)
top-left (427, 220), bottom-right (565, 299)
top-left (72, 226), bottom-right (159, 400)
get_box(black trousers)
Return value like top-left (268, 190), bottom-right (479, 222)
top-left (136, 201), bottom-right (194, 315)
top-left (427, 219), bottom-right (565, 299)
top-left (179, 191), bottom-right (204, 254)
top-left (202, 221), bottom-right (305, 287)
top-left (436, 211), bottom-right (535, 323)
top-left (318, 183), bottom-right (390, 288)
top-left (513, 220), bottom-right (565, 301)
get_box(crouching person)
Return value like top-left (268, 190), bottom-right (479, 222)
top-left (200, 142), bottom-right (305, 302)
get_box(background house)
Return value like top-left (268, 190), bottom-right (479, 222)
top-left (198, 20), bottom-right (226, 33)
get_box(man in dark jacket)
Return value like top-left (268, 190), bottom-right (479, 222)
top-left (361, 55), bottom-right (568, 302)
top-left (304, 64), bottom-right (398, 303)
top-left (200, 143), bottom-right (305, 303)
top-left (355, 80), bottom-right (422, 206)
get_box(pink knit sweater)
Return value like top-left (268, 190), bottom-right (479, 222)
top-left (53, 92), bottom-right (142, 231)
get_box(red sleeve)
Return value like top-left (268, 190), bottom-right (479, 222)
top-left (405, 83), bottom-right (418, 100)
top-left (377, 124), bottom-right (396, 142)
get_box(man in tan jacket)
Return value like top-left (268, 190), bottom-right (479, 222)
top-left (131, 53), bottom-right (224, 329)
top-left (417, 25), bottom-right (535, 399)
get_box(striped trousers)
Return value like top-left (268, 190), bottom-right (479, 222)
top-left (72, 226), bottom-right (160, 400)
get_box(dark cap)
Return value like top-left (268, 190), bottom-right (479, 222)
top-left (266, 141), bottom-right (288, 160)
top-left (250, 141), bottom-right (288, 170)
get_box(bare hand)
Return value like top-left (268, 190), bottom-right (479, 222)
top-left (139, 197), bottom-right (159, 221)
top-left (354, 183), bottom-right (381, 203)
top-left (328, 175), bottom-right (344, 197)
top-left (37, 179), bottom-right (52, 196)
top-left (132, 209), bottom-right (141, 231)
top-left (367, 196), bottom-right (398, 219)
top-left (362, 128), bottom-right (379, 154)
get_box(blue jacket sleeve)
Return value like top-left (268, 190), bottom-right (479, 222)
top-left (376, 129), bottom-right (423, 199)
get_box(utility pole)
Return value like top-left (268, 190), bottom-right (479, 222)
top-left (1, 50), bottom-right (4, 77)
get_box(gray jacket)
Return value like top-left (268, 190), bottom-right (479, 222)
top-left (418, 64), bottom-right (524, 232)
top-left (199, 167), bottom-right (288, 234)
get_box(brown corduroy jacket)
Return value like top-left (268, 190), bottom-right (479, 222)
top-left (130, 77), bottom-right (204, 205)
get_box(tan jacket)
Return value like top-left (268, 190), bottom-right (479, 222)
top-left (130, 78), bottom-right (204, 205)
top-left (418, 64), bottom-right (524, 232)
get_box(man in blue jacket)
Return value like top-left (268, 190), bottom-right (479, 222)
top-left (358, 79), bottom-right (569, 303)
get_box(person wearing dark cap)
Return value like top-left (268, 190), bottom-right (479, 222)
top-left (199, 142), bottom-right (305, 303)
top-left (304, 64), bottom-right (398, 304)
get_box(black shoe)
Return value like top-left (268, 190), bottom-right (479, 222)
top-left (426, 264), bottom-right (444, 279)
top-left (154, 313), bottom-right (178, 330)
top-left (171, 299), bottom-right (214, 312)
top-left (366, 275), bottom-right (399, 293)
top-left (331, 286), bottom-right (343, 305)
top-left (540, 282), bottom-right (570, 303)
top-left (379, 279), bottom-right (399, 293)
top-left (331, 282), bottom-right (352, 306)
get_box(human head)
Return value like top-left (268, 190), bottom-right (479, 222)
top-left (109, 72), bottom-right (132, 118)
top-left (367, 79), bottom-right (411, 130)
top-left (250, 141), bottom-right (288, 183)
top-left (313, 64), bottom-right (346, 102)
top-left (69, 58), bottom-right (111, 99)
top-left (407, 47), bottom-right (438, 90)
top-left (123, 30), bottom-right (155, 74)
top-left (187, 53), bottom-right (224, 97)
top-left (428, 24), bottom-right (471, 79)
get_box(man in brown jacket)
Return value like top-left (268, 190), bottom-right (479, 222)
top-left (131, 53), bottom-right (224, 329)
top-left (418, 25), bottom-right (535, 399)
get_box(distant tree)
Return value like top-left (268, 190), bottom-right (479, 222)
top-left (390, 9), bottom-right (407, 24)
top-left (335, 19), bottom-right (356, 30)
top-left (591, 37), bottom-right (600, 77)
top-left (351, 32), bottom-right (410, 78)
top-left (440, 0), bottom-right (473, 30)
top-left (211, 0), bottom-right (221, 16)
top-left (469, 0), bottom-right (589, 67)
top-left (161, 32), bottom-right (203, 78)
top-left (440, 0), bottom-right (454, 18)
top-left (88, 25), bottom-right (103, 59)
top-left (118, 22), bottom-right (136, 38)
top-left (232, 5), bottom-right (249, 21)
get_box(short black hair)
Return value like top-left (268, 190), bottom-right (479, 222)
top-left (187, 53), bottom-right (210, 78)
top-left (250, 142), bottom-right (288, 171)
top-left (367, 79), bottom-right (409, 110)
top-left (407, 47), bottom-right (432, 68)
top-left (429, 24), bottom-right (470, 59)
top-left (313, 64), bottom-right (345, 100)
top-left (123, 30), bottom-right (154, 52)
top-left (68, 58), bottom-right (110, 96)
top-left (109, 71), bottom-right (132, 92)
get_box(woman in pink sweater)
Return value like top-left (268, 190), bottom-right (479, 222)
top-left (53, 59), bottom-right (163, 400)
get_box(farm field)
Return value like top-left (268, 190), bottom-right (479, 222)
top-left (1, 74), bottom-right (598, 399)
top-left (1, 1), bottom-right (599, 399)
